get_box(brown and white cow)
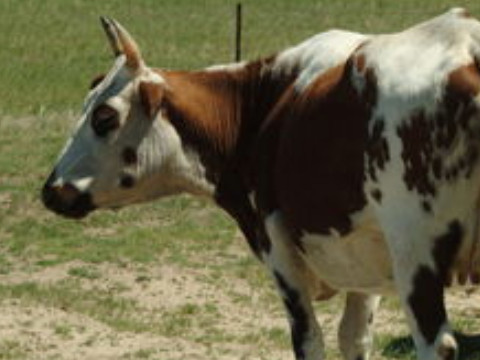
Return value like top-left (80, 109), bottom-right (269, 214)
top-left (42, 9), bottom-right (480, 360)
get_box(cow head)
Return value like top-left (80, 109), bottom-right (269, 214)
top-left (42, 17), bottom-right (213, 219)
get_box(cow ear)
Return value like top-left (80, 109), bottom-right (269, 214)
top-left (139, 81), bottom-right (165, 119)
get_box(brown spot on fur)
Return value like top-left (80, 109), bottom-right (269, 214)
top-left (448, 63), bottom-right (480, 97)
top-left (371, 189), bottom-right (382, 203)
top-left (139, 81), bottom-right (165, 119)
top-left (363, 67), bottom-right (378, 109)
top-left (458, 8), bottom-right (472, 18)
top-left (408, 222), bottom-right (462, 344)
top-left (397, 71), bottom-right (480, 192)
top-left (367, 117), bottom-right (390, 181)
top-left (397, 112), bottom-right (437, 196)
top-left (434, 221), bottom-right (463, 284)
top-left (422, 200), bottom-right (432, 213)
top-left (274, 59), bottom-right (375, 236)
top-left (443, 63), bottom-right (480, 180)
top-left (409, 266), bottom-right (446, 344)
top-left (354, 53), bottom-right (366, 73)
top-left (122, 147), bottom-right (137, 165)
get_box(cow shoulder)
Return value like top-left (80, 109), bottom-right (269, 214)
top-left (273, 58), bottom-right (375, 237)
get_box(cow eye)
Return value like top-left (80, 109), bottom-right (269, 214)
top-left (91, 104), bottom-right (119, 138)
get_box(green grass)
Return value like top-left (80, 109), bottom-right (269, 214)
top-left (1, 1), bottom-right (480, 359)
top-left (0, 0), bottom-right (479, 115)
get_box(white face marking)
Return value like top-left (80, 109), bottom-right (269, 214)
top-left (49, 58), bottom-right (214, 210)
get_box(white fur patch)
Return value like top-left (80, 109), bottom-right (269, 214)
top-left (272, 30), bottom-right (369, 92)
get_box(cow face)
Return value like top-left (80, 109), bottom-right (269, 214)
top-left (42, 17), bottom-right (213, 218)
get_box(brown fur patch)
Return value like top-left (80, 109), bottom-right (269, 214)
top-left (154, 56), bottom-right (296, 256)
top-left (161, 70), bottom-right (241, 174)
top-left (274, 59), bottom-right (374, 236)
top-left (354, 53), bottom-right (366, 73)
top-left (458, 8), bottom-right (472, 19)
top-left (409, 266), bottom-right (446, 344)
top-left (122, 147), bottom-right (137, 165)
top-left (371, 189), bottom-right (382, 203)
top-left (448, 63), bottom-right (480, 97)
top-left (366, 117), bottom-right (390, 181)
top-left (397, 63), bottom-right (480, 198)
top-left (422, 200), bottom-right (432, 214)
top-left (160, 56), bottom-right (293, 184)
top-left (139, 81), bottom-right (165, 119)
top-left (434, 221), bottom-right (463, 284)
top-left (397, 112), bottom-right (437, 196)
top-left (408, 221), bottom-right (462, 344)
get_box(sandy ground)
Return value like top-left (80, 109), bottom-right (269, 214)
top-left (0, 257), bottom-right (479, 360)
top-left (0, 259), bottom-right (291, 360)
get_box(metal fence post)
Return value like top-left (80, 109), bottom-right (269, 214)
top-left (235, 3), bottom-right (242, 62)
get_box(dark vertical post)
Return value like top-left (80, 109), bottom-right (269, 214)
top-left (235, 3), bottom-right (242, 62)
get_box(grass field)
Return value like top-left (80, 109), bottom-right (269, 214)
top-left (1, 1), bottom-right (480, 359)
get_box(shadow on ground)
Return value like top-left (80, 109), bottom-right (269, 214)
top-left (382, 332), bottom-right (480, 359)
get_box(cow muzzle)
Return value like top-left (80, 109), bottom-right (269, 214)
top-left (42, 173), bottom-right (96, 219)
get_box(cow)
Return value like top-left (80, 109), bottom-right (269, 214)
top-left (42, 8), bottom-right (480, 360)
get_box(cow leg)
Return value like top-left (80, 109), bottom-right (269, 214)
top-left (264, 212), bottom-right (325, 360)
top-left (338, 292), bottom-right (380, 360)
top-left (384, 221), bottom-right (462, 360)
top-left (394, 262), bottom-right (456, 360)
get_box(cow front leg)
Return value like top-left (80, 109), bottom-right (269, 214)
top-left (264, 212), bottom-right (325, 360)
top-left (385, 221), bottom-right (463, 360)
top-left (395, 262), bottom-right (457, 360)
top-left (338, 292), bottom-right (380, 360)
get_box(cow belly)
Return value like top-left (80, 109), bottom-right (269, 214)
top-left (299, 220), bottom-right (394, 293)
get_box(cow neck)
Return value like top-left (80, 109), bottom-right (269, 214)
top-left (159, 58), bottom-right (298, 256)
top-left (160, 57), bottom-right (297, 187)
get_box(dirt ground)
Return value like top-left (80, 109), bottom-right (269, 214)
top-left (0, 257), bottom-right (479, 360)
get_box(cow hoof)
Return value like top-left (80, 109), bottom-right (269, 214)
top-left (436, 333), bottom-right (457, 360)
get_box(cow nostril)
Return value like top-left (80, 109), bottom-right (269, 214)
top-left (42, 183), bottom-right (80, 208)
top-left (56, 183), bottom-right (81, 203)
top-left (41, 183), bottom-right (95, 219)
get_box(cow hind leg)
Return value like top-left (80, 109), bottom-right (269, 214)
top-left (338, 293), bottom-right (380, 360)
top-left (265, 212), bottom-right (325, 360)
top-left (386, 221), bottom-right (463, 360)
top-left (274, 271), bottom-right (325, 359)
